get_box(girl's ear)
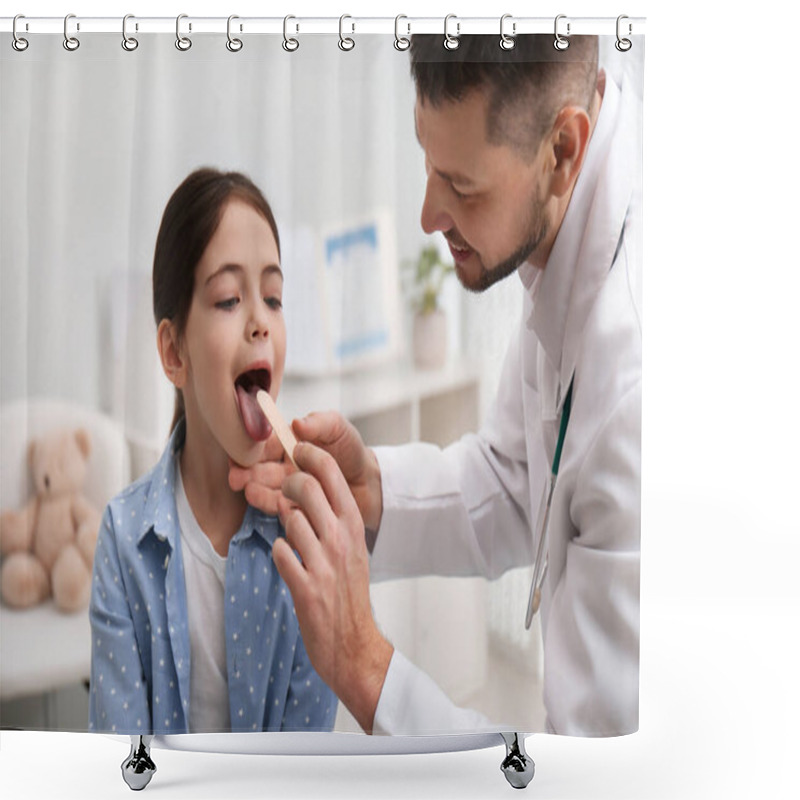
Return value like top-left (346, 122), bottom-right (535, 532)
top-left (157, 319), bottom-right (187, 388)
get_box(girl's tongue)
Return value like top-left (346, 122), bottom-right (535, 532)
top-left (236, 383), bottom-right (272, 441)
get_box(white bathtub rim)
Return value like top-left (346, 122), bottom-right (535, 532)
top-left (104, 730), bottom-right (523, 756)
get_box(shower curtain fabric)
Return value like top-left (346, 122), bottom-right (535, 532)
top-left (0, 26), bottom-right (643, 739)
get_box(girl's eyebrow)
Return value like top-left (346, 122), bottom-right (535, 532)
top-left (205, 263), bottom-right (283, 286)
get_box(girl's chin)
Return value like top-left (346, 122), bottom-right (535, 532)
top-left (231, 429), bottom-right (282, 468)
top-left (230, 442), bottom-right (268, 469)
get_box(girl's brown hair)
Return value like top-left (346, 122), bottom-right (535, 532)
top-left (152, 168), bottom-right (281, 433)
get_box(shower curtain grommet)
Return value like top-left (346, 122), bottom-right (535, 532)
top-left (175, 14), bottom-right (192, 52)
top-left (443, 14), bottom-right (460, 51)
top-left (12, 15), bottom-right (29, 52)
top-left (226, 15), bottom-right (243, 52)
top-left (394, 15), bottom-right (411, 51)
top-left (121, 15), bottom-right (139, 52)
top-left (616, 15), bottom-right (633, 51)
top-left (63, 14), bottom-right (80, 52)
top-left (282, 15), bottom-right (299, 52)
top-left (500, 15), bottom-right (516, 51)
top-left (339, 15), bottom-right (356, 51)
top-left (554, 14), bottom-right (570, 51)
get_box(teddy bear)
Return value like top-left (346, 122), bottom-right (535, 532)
top-left (0, 427), bottom-right (101, 612)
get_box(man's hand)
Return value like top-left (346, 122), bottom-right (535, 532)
top-left (291, 411), bottom-right (383, 532)
top-left (273, 441), bottom-right (393, 734)
top-left (229, 410), bottom-right (383, 532)
top-left (228, 458), bottom-right (293, 516)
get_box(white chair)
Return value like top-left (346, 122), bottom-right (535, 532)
top-left (0, 399), bottom-right (145, 720)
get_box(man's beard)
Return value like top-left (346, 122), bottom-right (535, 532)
top-left (456, 192), bottom-right (549, 294)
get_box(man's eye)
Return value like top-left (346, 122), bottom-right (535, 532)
top-left (452, 185), bottom-right (468, 200)
top-left (265, 297), bottom-right (283, 311)
top-left (215, 298), bottom-right (239, 310)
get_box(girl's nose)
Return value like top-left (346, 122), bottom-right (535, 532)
top-left (248, 324), bottom-right (268, 340)
top-left (246, 303), bottom-right (270, 340)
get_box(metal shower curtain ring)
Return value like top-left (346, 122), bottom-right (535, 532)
top-left (394, 14), bottom-right (410, 51)
top-left (226, 15), bottom-right (243, 52)
top-left (122, 14), bottom-right (139, 52)
top-left (500, 14), bottom-right (516, 50)
top-left (283, 15), bottom-right (299, 51)
top-left (63, 13), bottom-right (80, 51)
top-left (616, 15), bottom-right (633, 51)
top-left (175, 14), bottom-right (192, 51)
top-left (444, 14), bottom-right (460, 51)
top-left (554, 14), bottom-right (570, 51)
top-left (12, 14), bottom-right (29, 51)
top-left (339, 14), bottom-right (355, 51)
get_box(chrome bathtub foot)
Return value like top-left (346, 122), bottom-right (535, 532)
top-left (500, 732), bottom-right (535, 789)
top-left (121, 735), bottom-right (156, 791)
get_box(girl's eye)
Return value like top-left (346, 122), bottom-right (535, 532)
top-left (265, 297), bottom-right (283, 311)
top-left (215, 298), bottom-right (239, 310)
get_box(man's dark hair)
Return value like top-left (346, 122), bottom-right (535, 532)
top-left (410, 34), bottom-right (598, 155)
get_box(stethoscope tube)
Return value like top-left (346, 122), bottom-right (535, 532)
top-left (525, 473), bottom-right (555, 628)
top-left (525, 377), bottom-right (573, 629)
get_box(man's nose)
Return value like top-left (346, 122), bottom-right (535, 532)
top-left (420, 176), bottom-right (453, 235)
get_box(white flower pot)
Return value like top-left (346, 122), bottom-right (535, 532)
top-left (412, 309), bottom-right (447, 370)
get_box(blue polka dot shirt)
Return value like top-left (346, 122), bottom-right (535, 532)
top-left (88, 420), bottom-right (338, 735)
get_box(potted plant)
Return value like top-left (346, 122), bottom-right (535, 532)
top-left (404, 244), bottom-right (455, 369)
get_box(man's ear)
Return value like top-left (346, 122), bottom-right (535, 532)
top-left (548, 106), bottom-right (592, 198)
top-left (157, 318), bottom-right (187, 389)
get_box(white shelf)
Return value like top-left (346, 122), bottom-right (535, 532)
top-left (280, 358), bottom-right (481, 446)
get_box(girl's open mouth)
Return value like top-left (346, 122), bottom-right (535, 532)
top-left (235, 368), bottom-right (273, 441)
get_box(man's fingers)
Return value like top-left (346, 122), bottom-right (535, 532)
top-left (292, 411), bottom-right (346, 449)
top-left (228, 461), bottom-right (249, 492)
top-left (289, 442), bottom-right (360, 524)
top-left (271, 537), bottom-right (308, 596)
top-left (243, 483), bottom-right (283, 516)
top-left (229, 459), bottom-right (290, 492)
top-left (281, 466), bottom-right (338, 545)
top-left (228, 454), bottom-right (297, 517)
top-left (280, 502), bottom-right (324, 574)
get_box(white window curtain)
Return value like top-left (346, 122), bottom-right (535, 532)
top-left (1, 34), bottom-right (434, 447)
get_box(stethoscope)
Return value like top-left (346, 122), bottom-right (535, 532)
top-left (525, 376), bottom-right (574, 629)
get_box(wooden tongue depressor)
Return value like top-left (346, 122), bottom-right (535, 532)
top-left (256, 390), bottom-right (298, 469)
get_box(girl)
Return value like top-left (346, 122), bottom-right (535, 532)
top-left (89, 168), bottom-right (337, 736)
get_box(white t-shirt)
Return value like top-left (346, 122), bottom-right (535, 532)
top-left (175, 465), bottom-right (231, 733)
